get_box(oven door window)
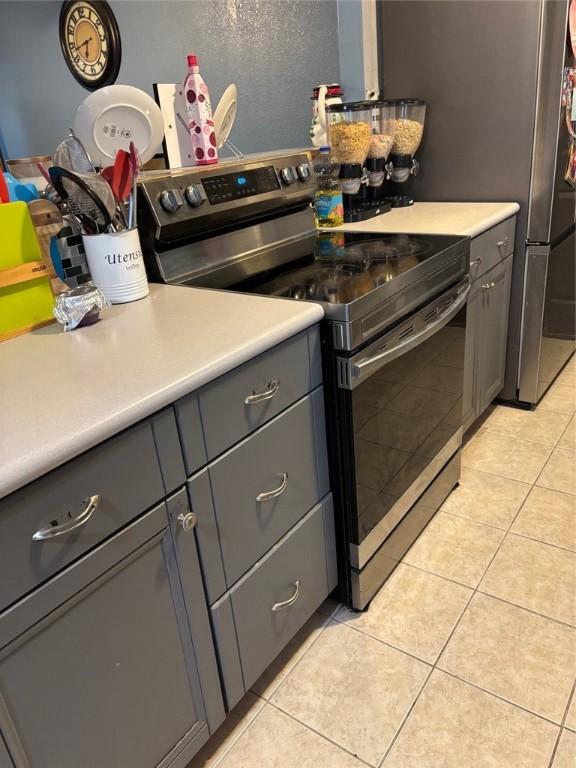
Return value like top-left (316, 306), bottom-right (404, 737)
top-left (350, 306), bottom-right (466, 549)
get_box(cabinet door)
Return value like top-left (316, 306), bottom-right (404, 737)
top-left (0, 505), bottom-right (213, 768)
top-left (477, 257), bottom-right (513, 416)
top-left (463, 287), bottom-right (481, 431)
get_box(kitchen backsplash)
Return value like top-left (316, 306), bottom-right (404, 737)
top-left (0, 0), bottom-right (339, 159)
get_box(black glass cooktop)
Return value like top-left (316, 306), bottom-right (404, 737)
top-left (239, 231), bottom-right (466, 306)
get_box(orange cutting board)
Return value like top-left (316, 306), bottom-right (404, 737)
top-left (0, 202), bottom-right (56, 341)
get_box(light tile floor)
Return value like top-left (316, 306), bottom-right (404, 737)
top-left (189, 359), bottom-right (576, 768)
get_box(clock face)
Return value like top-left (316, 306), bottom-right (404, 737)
top-left (59, 1), bottom-right (121, 90)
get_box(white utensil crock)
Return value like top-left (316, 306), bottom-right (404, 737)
top-left (83, 228), bottom-right (149, 304)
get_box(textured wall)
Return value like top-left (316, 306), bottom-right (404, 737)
top-left (0, 0), bottom-right (340, 159)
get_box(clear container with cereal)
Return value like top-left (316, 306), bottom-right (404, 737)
top-left (326, 101), bottom-right (372, 194)
top-left (366, 100), bottom-right (396, 187)
top-left (390, 99), bottom-right (426, 158)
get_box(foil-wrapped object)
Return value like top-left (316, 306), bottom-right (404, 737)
top-left (54, 284), bottom-right (110, 332)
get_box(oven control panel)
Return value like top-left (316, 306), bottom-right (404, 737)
top-left (139, 152), bottom-right (315, 235)
top-left (202, 166), bottom-right (281, 204)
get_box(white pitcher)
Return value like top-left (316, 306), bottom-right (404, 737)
top-left (310, 84), bottom-right (343, 147)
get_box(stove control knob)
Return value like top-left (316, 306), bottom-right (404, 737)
top-left (280, 166), bottom-right (296, 185)
top-left (159, 188), bottom-right (183, 213)
top-left (296, 163), bottom-right (311, 181)
top-left (185, 184), bottom-right (205, 207)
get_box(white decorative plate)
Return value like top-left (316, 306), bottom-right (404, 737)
top-left (73, 84), bottom-right (164, 167)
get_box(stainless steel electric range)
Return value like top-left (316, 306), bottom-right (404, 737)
top-left (138, 151), bottom-right (471, 610)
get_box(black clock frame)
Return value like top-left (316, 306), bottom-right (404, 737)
top-left (59, 0), bottom-right (122, 91)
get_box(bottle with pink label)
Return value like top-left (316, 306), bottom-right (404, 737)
top-left (183, 54), bottom-right (218, 165)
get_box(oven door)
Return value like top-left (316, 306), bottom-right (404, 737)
top-left (334, 278), bottom-right (470, 596)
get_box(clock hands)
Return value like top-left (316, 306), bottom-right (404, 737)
top-left (71, 37), bottom-right (92, 56)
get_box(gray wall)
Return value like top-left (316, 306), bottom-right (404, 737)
top-left (0, 0), bottom-right (340, 160)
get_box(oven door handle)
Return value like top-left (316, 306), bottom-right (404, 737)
top-left (349, 283), bottom-right (470, 386)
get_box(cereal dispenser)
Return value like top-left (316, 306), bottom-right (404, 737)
top-left (326, 101), bottom-right (380, 222)
top-left (384, 99), bottom-right (427, 206)
top-left (366, 100), bottom-right (397, 189)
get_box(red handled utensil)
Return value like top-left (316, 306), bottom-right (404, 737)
top-left (0, 173), bottom-right (9, 203)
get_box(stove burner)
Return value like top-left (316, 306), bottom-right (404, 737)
top-left (351, 236), bottom-right (433, 261)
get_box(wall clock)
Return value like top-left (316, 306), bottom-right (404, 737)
top-left (59, 1), bottom-right (121, 91)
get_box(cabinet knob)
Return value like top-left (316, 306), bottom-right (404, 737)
top-left (177, 512), bottom-right (197, 532)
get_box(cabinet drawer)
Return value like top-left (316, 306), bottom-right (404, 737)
top-left (469, 216), bottom-right (516, 281)
top-left (0, 420), bottom-right (166, 613)
top-left (208, 390), bottom-right (328, 588)
top-left (218, 495), bottom-right (336, 696)
top-left (197, 329), bottom-right (317, 460)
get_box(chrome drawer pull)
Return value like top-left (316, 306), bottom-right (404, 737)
top-left (497, 237), bottom-right (513, 256)
top-left (32, 494), bottom-right (100, 541)
top-left (244, 379), bottom-right (280, 405)
top-left (177, 512), bottom-right (197, 532)
top-left (256, 473), bottom-right (288, 502)
top-left (470, 257), bottom-right (482, 265)
top-left (271, 580), bottom-right (300, 612)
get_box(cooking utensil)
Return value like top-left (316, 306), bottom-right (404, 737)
top-left (106, 150), bottom-right (132, 228)
top-left (53, 130), bottom-right (95, 174)
top-left (112, 150), bottom-right (133, 202)
top-left (128, 141), bottom-right (140, 228)
top-left (49, 166), bottom-right (112, 234)
top-left (73, 84), bottom-right (164, 166)
top-left (0, 173), bottom-right (9, 203)
top-left (36, 162), bottom-right (52, 186)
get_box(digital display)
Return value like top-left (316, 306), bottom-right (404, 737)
top-left (202, 166), bottom-right (281, 204)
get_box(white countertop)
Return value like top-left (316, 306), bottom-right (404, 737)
top-left (333, 202), bottom-right (520, 238)
top-left (0, 285), bottom-right (323, 499)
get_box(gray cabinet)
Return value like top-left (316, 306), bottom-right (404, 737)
top-left (0, 321), bottom-right (331, 766)
top-left (0, 409), bottom-right (185, 615)
top-left (177, 327), bottom-right (322, 462)
top-left (462, 288), bottom-right (480, 429)
top-left (211, 494), bottom-right (336, 709)
top-left (207, 391), bottom-right (329, 589)
top-left (464, 253), bottom-right (514, 430)
top-left (477, 258), bottom-right (514, 414)
top-left (0, 503), bottom-right (222, 768)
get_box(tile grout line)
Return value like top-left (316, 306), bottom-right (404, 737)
top-left (437, 668), bottom-right (570, 729)
top-left (266, 699), bottom-right (376, 768)
top-left (376, 666), bottom-right (435, 768)
top-left (329, 614), bottom-right (437, 669)
top-left (474, 588), bottom-right (576, 631)
top-left (547, 678), bottom-right (576, 768)
top-left (205, 697), bottom-right (267, 768)
top-left (253, 612), bottom-right (333, 702)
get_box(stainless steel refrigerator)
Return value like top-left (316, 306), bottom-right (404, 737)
top-left (378, 0), bottom-right (576, 405)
